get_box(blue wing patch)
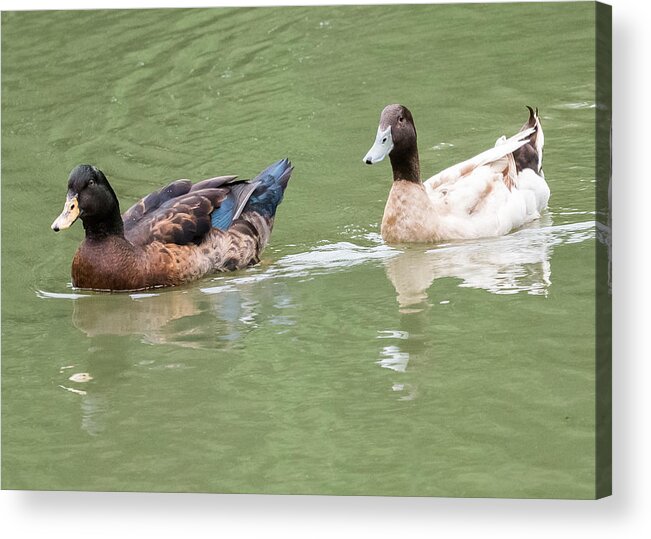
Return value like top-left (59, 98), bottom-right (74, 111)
top-left (210, 195), bottom-right (236, 230)
top-left (210, 159), bottom-right (293, 228)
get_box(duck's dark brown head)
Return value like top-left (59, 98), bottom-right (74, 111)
top-left (51, 165), bottom-right (123, 238)
top-left (363, 104), bottom-right (420, 182)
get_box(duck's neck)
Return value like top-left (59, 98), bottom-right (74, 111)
top-left (82, 210), bottom-right (125, 241)
top-left (390, 145), bottom-right (421, 183)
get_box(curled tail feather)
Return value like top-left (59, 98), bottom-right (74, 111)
top-left (513, 106), bottom-right (544, 173)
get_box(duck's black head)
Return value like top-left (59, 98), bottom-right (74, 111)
top-left (363, 104), bottom-right (420, 182)
top-left (51, 165), bottom-right (124, 238)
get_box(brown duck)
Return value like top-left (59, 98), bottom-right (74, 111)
top-left (51, 159), bottom-right (293, 291)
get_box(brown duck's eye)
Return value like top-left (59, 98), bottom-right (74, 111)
top-left (398, 116), bottom-right (404, 123)
top-left (88, 179), bottom-right (95, 186)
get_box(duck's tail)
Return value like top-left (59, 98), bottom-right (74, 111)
top-left (230, 158), bottom-right (293, 249)
top-left (209, 159), bottom-right (293, 271)
top-left (243, 158), bottom-right (294, 218)
top-left (513, 106), bottom-right (544, 174)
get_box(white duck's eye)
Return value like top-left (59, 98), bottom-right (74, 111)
top-left (382, 137), bottom-right (387, 143)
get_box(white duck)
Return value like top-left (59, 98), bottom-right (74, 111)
top-left (363, 104), bottom-right (550, 243)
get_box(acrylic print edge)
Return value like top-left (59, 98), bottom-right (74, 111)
top-left (595, 0), bottom-right (612, 500)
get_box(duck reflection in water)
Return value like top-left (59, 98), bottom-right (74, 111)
top-left (56, 279), bottom-right (293, 435)
top-left (385, 214), bottom-right (555, 312)
top-left (378, 216), bottom-right (564, 399)
top-left (69, 284), bottom-right (277, 347)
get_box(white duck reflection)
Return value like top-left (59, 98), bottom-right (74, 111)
top-left (382, 216), bottom-right (599, 311)
top-left (378, 218), bottom-right (596, 398)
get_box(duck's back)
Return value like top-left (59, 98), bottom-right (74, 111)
top-left (122, 175), bottom-right (253, 248)
top-left (425, 165), bottom-right (517, 239)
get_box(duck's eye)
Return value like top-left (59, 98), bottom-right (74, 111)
top-left (382, 137), bottom-right (387, 143)
top-left (88, 179), bottom-right (95, 186)
top-left (398, 116), bottom-right (404, 123)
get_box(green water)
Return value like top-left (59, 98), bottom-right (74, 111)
top-left (2, 3), bottom-right (600, 498)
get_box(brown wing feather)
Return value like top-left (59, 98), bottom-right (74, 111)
top-left (122, 175), bottom-right (240, 230)
top-left (121, 174), bottom-right (248, 248)
top-left (189, 175), bottom-right (238, 192)
top-left (125, 188), bottom-right (229, 247)
top-left (122, 180), bottom-right (193, 227)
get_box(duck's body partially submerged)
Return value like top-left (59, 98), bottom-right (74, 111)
top-left (52, 159), bottom-right (293, 291)
top-left (363, 104), bottom-right (549, 243)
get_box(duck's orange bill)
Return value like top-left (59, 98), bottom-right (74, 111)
top-left (51, 194), bottom-right (79, 232)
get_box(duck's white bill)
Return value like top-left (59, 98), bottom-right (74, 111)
top-left (363, 126), bottom-right (393, 165)
top-left (51, 194), bottom-right (80, 232)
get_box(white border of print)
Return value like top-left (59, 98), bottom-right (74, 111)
top-left (1, 0), bottom-right (648, 538)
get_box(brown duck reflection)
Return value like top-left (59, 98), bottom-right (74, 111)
top-left (54, 280), bottom-right (293, 436)
top-left (69, 283), bottom-right (277, 348)
top-left (72, 290), bottom-right (200, 342)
